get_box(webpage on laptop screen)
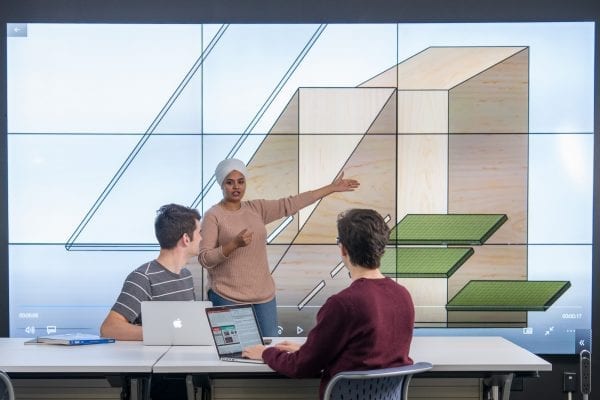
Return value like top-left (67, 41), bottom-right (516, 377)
top-left (209, 307), bottom-right (262, 354)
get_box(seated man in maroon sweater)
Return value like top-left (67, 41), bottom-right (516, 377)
top-left (242, 208), bottom-right (415, 399)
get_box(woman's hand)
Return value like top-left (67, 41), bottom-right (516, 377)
top-left (222, 228), bottom-right (253, 257)
top-left (309, 171), bottom-right (360, 201)
top-left (331, 171), bottom-right (360, 192)
top-left (234, 228), bottom-right (253, 247)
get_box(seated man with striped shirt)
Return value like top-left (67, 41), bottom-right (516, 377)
top-left (100, 203), bottom-right (202, 341)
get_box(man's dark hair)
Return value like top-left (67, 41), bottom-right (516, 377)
top-left (154, 204), bottom-right (201, 249)
top-left (337, 209), bottom-right (389, 269)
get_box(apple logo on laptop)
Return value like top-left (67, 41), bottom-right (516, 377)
top-left (172, 318), bottom-right (183, 329)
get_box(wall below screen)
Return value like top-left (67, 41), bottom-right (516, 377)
top-left (194, 357), bottom-right (590, 400)
top-left (3, 358), bottom-right (587, 400)
top-left (12, 378), bottom-right (122, 400)
top-left (510, 356), bottom-right (582, 400)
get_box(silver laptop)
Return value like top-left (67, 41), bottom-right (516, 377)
top-left (205, 304), bottom-right (265, 363)
top-left (141, 301), bottom-right (213, 346)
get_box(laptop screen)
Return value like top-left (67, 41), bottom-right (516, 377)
top-left (205, 304), bottom-right (264, 357)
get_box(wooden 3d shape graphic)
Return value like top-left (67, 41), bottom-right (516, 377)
top-left (239, 46), bottom-right (570, 332)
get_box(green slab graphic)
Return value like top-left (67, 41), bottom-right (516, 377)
top-left (390, 214), bottom-right (507, 245)
top-left (446, 280), bottom-right (571, 311)
top-left (381, 247), bottom-right (474, 278)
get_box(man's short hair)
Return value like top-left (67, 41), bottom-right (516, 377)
top-left (337, 209), bottom-right (389, 269)
top-left (155, 204), bottom-right (201, 249)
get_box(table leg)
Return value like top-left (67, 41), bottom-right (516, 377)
top-left (127, 376), bottom-right (151, 400)
top-left (130, 377), bottom-right (139, 400)
top-left (483, 373), bottom-right (514, 400)
top-left (490, 385), bottom-right (499, 400)
top-left (186, 374), bottom-right (195, 400)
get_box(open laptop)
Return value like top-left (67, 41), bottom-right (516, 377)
top-left (205, 304), bottom-right (265, 363)
top-left (141, 301), bottom-right (213, 346)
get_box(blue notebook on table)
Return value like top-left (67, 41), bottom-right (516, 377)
top-left (25, 333), bottom-right (115, 346)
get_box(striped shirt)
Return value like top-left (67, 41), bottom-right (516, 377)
top-left (111, 260), bottom-right (195, 324)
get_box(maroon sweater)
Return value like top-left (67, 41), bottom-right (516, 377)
top-left (263, 277), bottom-right (415, 399)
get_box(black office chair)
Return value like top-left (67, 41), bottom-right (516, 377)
top-left (323, 362), bottom-right (433, 400)
top-left (0, 370), bottom-right (15, 400)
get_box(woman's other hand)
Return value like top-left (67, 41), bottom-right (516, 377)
top-left (234, 228), bottom-right (253, 248)
top-left (222, 228), bottom-right (254, 256)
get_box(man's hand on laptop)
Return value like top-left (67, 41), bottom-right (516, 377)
top-left (273, 340), bottom-right (301, 353)
top-left (242, 344), bottom-right (267, 360)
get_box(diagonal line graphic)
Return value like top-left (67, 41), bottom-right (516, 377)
top-left (190, 24), bottom-right (327, 209)
top-left (297, 280), bottom-right (326, 310)
top-left (65, 25), bottom-right (230, 250)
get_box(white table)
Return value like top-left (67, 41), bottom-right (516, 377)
top-left (153, 336), bottom-right (551, 400)
top-left (154, 336), bottom-right (550, 373)
top-left (410, 336), bottom-right (551, 373)
top-left (152, 341), bottom-right (277, 399)
top-left (0, 338), bottom-right (169, 400)
top-left (153, 344), bottom-right (272, 373)
top-left (0, 337), bottom-right (551, 400)
top-left (411, 336), bottom-right (551, 400)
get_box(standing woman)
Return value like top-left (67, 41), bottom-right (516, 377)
top-left (198, 158), bottom-right (359, 336)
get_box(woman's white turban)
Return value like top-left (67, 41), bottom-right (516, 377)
top-left (215, 158), bottom-right (248, 186)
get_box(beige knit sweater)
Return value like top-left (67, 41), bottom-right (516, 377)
top-left (198, 192), bottom-right (317, 303)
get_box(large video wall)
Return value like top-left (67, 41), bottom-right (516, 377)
top-left (6, 22), bottom-right (594, 354)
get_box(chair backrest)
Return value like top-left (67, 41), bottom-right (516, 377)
top-left (323, 362), bottom-right (433, 400)
top-left (0, 370), bottom-right (15, 400)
